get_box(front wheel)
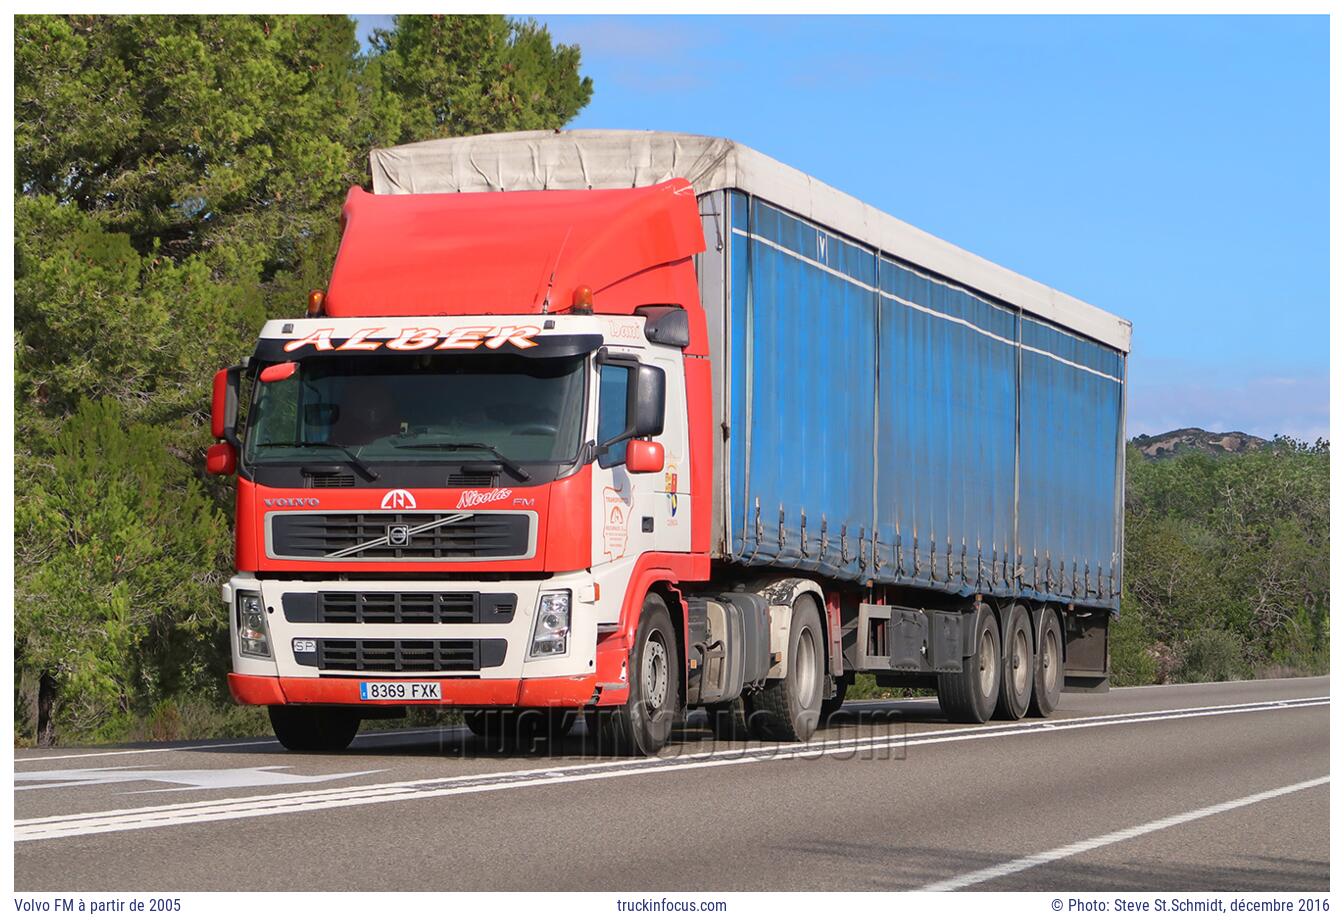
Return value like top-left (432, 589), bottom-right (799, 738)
top-left (936, 605), bottom-right (1001, 723)
top-left (268, 705), bottom-right (360, 752)
top-left (591, 593), bottom-right (680, 756)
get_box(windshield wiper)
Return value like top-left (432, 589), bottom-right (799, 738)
top-left (393, 441), bottom-right (532, 482)
top-left (254, 441), bottom-right (379, 482)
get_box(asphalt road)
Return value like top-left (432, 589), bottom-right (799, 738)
top-left (14, 675), bottom-right (1329, 891)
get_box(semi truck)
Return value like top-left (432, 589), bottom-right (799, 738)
top-left (209, 130), bottom-right (1131, 755)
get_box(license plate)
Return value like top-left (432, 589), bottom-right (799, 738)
top-left (359, 681), bottom-right (442, 701)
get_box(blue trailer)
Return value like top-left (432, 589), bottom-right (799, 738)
top-left (366, 130), bottom-right (1130, 740)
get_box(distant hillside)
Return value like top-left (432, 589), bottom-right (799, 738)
top-left (1130, 427), bottom-right (1269, 460)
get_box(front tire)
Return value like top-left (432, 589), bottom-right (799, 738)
top-left (752, 594), bottom-right (824, 742)
top-left (268, 705), bottom-right (360, 752)
top-left (592, 593), bottom-right (679, 756)
top-left (936, 605), bottom-right (1001, 723)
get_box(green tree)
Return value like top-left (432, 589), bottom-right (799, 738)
top-left (15, 14), bottom-right (592, 743)
top-left (366, 16), bottom-right (592, 144)
top-left (1120, 438), bottom-right (1329, 686)
top-left (16, 399), bottom-right (231, 741)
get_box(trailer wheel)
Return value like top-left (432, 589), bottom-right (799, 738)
top-left (751, 594), bottom-right (824, 742)
top-left (268, 705), bottom-right (360, 752)
top-left (592, 593), bottom-right (679, 756)
top-left (936, 606), bottom-right (1001, 723)
top-left (994, 604), bottom-right (1034, 720)
top-left (1029, 608), bottom-right (1064, 717)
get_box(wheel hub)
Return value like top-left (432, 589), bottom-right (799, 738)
top-left (643, 630), bottom-right (669, 712)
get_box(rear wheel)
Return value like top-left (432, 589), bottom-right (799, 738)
top-left (591, 593), bottom-right (679, 755)
top-left (752, 595), bottom-right (824, 742)
top-left (1029, 608), bottom-right (1064, 717)
top-left (936, 606), bottom-right (1001, 723)
top-left (994, 603), bottom-right (1034, 721)
top-left (268, 705), bottom-right (360, 752)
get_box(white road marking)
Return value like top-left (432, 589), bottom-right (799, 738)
top-left (15, 766), bottom-right (383, 793)
top-left (13, 696), bottom-right (1327, 842)
top-left (922, 775), bottom-right (1331, 891)
top-left (13, 726), bottom-right (465, 762)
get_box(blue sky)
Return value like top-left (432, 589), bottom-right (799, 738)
top-left (356, 15), bottom-right (1328, 440)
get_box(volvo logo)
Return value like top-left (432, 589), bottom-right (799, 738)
top-left (380, 489), bottom-right (416, 510)
top-left (386, 524), bottom-right (411, 547)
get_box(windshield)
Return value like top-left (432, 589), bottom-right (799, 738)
top-left (243, 352), bottom-right (587, 469)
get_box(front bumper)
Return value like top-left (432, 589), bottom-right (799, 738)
top-left (226, 572), bottom-right (602, 699)
top-left (228, 673), bottom-right (600, 708)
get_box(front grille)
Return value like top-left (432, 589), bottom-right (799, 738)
top-left (269, 511), bottom-right (531, 560)
top-left (446, 472), bottom-right (496, 487)
top-left (282, 590), bottom-right (517, 625)
top-left (306, 638), bottom-right (507, 673)
top-left (308, 472), bottom-right (355, 488)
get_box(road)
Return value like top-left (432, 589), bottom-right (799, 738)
top-left (14, 676), bottom-right (1329, 891)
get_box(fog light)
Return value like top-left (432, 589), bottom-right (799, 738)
top-left (529, 590), bottom-right (571, 658)
top-left (236, 591), bottom-right (271, 659)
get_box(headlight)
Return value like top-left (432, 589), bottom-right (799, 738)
top-left (529, 590), bottom-right (571, 658)
top-left (236, 591), bottom-right (271, 659)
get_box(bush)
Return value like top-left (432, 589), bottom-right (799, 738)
top-left (1109, 604), bottom-right (1159, 687)
top-left (1174, 629), bottom-right (1249, 684)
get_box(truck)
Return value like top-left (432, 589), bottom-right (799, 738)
top-left (209, 130), bottom-right (1132, 755)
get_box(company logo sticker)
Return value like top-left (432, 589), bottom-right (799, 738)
top-left (380, 489), bottom-right (416, 510)
top-left (456, 488), bottom-right (513, 510)
top-left (602, 485), bottom-right (631, 559)
top-left (665, 466), bottom-right (679, 517)
top-left (284, 325), bottom-right (542, 354)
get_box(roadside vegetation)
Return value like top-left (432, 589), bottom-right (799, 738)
top-left (14, 14), bottom-right (592, 746)
top-left (13, 16), bottom-right (1328, 745)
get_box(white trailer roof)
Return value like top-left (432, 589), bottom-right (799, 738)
top-left (370, 130), bottom-right (1132, 353)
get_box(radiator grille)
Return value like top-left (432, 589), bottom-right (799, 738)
top-left (268, 511), bottom-right (531, 560)
top-left (311, 638), bottom-right (507, 673)
top-left (285, 591), bottom-right (516, 625)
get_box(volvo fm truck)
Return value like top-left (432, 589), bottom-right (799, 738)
top-left (209, 130), bottom-right (1131, 755)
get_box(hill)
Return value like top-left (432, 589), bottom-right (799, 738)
top-left (1130, 427), bottom-right (1269, 460)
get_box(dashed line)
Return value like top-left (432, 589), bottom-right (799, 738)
top-left (923, 775), bottom-right (1330, 891)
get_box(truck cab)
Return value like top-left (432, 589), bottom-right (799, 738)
top-left (213, 179), bottom-right (715, 754)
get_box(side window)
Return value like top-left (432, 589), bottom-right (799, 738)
top-left (597, 363), bottom-right (630, 467)
top-left (244, 375), bottom-right (299, 461)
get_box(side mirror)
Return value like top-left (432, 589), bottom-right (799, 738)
top-left (211, 367), bottom-right (241, 444)
top-left (260, 361), bottom-right (297, 384)
top-left (206, 442), bottom-right (237, 476)
top-left (629, 364), bottom-right (666, 439)
top-left (627, 440), bottom-right (664, 474)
